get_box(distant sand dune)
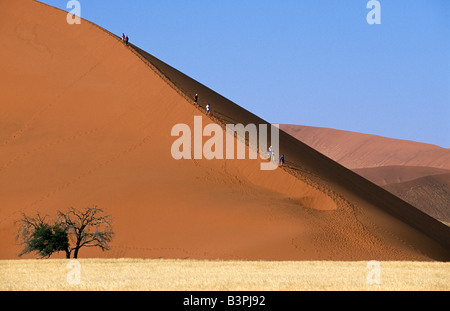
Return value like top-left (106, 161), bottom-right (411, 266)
top-left (282, 125), bottom-right (450, 224)
top-left (383, 173), bottom-right (450, 223)
top-left (354, 166), bottom-right (450, 186)
top-left (280, 125), bottom-right (450, 170)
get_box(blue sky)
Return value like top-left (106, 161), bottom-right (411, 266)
top-left (40, 0), bottom-right (449, 147)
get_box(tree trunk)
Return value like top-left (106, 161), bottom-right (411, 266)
top-left (65, 247), bottom-right (71, 259)
top-left (73, 236), bottom-right (82, 258)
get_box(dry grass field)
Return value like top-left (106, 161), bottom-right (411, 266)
top-left (0, 259), bottom-right (448, 291)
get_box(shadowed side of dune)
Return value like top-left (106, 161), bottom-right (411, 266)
top-left (383, 173), bottom-right (450, 223)
top-left (354, 166), bottom-right (450, 186)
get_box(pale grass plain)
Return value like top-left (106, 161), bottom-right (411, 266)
top-left (1, 258), bottom-right (449, 291)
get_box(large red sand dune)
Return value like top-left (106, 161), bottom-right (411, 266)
top-left (0, 0), bottom-right (449, 261)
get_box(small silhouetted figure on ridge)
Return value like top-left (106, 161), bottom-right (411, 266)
top-left (125, 35), bottom-right (129, 45)
top-left (194, 94), bottom-right (198, 105)
top-left (122, 33), bottom-right (125, 42)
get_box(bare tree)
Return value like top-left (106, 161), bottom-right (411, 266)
top-left (58, 206), bottom-right (113, 258)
